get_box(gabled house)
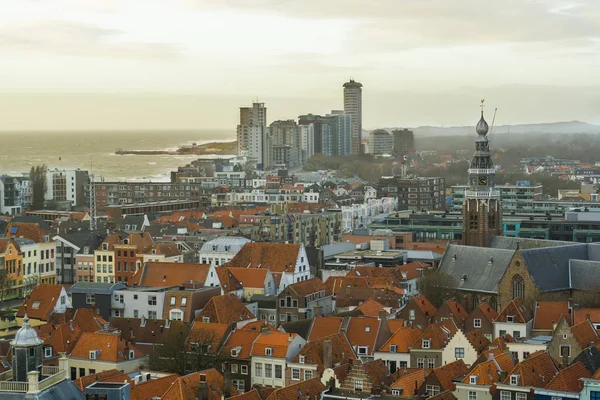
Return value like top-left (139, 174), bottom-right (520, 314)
top-left (129, 262), bottom-right (219, 288)
top-left (345, 315), bottom-right (392, 361)
top-left (334, 287), bottom-right (404, 314)
top-left (356, 298), bottom-right (389, 318)
top-left (195, 293), bottom-right (256, 328)
top-left (250, 331), bottom-right (306, 388)
top-left (390, 369), bottom-right (427, 398)
top-left (409, 319), bottom-right (458, 369)
top-left (286, 332), bottom-right (357, 386)
top-left (277, 278), bottom-right (332, 323)
top-left (493, 298), bottom-right (533, 340)
top-left (494, 351), bottom-right (560, 400)
top-left (441, 329), bottom-right (490, 367)
top-left (109, 317), bottom-right (188, 355)
top-left (265, 377), bottom-right (326, 400)
top-left (532, 301), bottom-right (572, 337)
top-left (307, 316), bottom-right (344, 341)
top-left (335, 359), bottom-right (392, 396)
top-left (225, 267), bottom-right (277, 301)
top-left (548, 317), bottom-right (599, 366)
top-left (214, 267), bottom-right (244, 298)
top-left (416, 359), bottom-right (468, 397)
top-left (464, 302), bottom-right (498, 340)
top-left (396, 295), bottom-right (437, 330)
top-left (218, 325), bottom-right (263, 393)
top-left (16, 283), bottom-right (72, 326)
top-left (374, 325), bottom-right (422, 372)
top-left (161, 368), bottom-right (232, 400)
top-left (537, 361), bottom-right (590, 399)
top-left (437, 299), bottom-right (468, 329)
top-left (454, 351), bottom-right (515, 400)
top-left (71, 281), bottom-right (126, 320)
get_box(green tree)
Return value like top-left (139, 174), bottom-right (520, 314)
top-left (30, 164), bottom-right (47, 210)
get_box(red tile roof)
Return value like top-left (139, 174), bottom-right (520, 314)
top-left (187, 322), bottom-right (230, 354)
top-left (162, 369), bottom-right (230, 400)
top-left (503, 351), bottom-right (559, 388)
top-left (430, 359), bottom-right (469, 391)
top-left (220, 329), bottom-right (261, 359)
top-left (473, 302), bottom-right (498, 324)
top-left (390, 369), bottom-right (426, 397)
top-left (465, 330), bottom-right (491, 354)
top-left (411, 319), bottom-right (458, 350)
top-left (70, 332), bottom-right (145, 362)
top-left (574, 308), bottom-right (600, 325)
top-left (227, 243), bottom-right (301, 273)
top-left (411, 295), bottom-right (437, 318)
top-left (293, 333), bottom-right (357, 372)
top-left (251, 331), bottom-right (298, 358)
top-left (16, 284), bottom-right (65, 321)
top-left (545, 361), bottom-right (590, 392)
top-left (195, 293), bottom-right (255, 324)
top-left (378, 326), bottom-right (423, 353)
top-left (131, 374), bottom-right (180, 400)
top-left (497, 298), bottom-right (533, 324)
top-left (308, 317), bottom-right (343, 341)
top-left (462, 352), bottom-right (515, 385)
top-left (345, 316), bottom-right (381, 353)
top-left (215, 267), bottom-right (244, 293)
top-left (571, 319), bottom-right (599, 348)
top-left (225, 267), bottom-right (269, 289)
top-left (533, 301), bottom-right (572, 330)
top-left (130, 262), bottom-right (210, 287)
top-left (287, 278), bottom-right (327, 297)
top-left (427, 391), bottom-right (457, 400)
top-left (264, 377), bottom-right (326, 400)
top-left (357, 299), bottom-right (389, 317)
top-left (440, 299), bottom-right (468, 326)
top-left (5, 222), bottom-right (49, 243)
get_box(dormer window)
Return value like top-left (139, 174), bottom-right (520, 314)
top-left (124, 239), bottom-right (130, 245)
top-left (89, 350), bottom-right (99, 360)
top-left (390, 345), bottom-right (397, 353)
top-left (32, 301), bottom-right (40, 309)
top-left (299, 355), bottom-right (305, 364)
top-left (422, 339), bottom-right (431, 349)
top-left (507, 315), bottom-right (515, 323)
top-left (202, 317), bottom-right (210, 323)
top-left (365, 326), bottom-right (371, 333)
top-left (510, 374), bottom-right (520, 385)
top-left (231, 348), bottom-right (238, 357)
top-left (129, 350), bottom-right (135, 359)
top-left (265, 348), bottom-right (273, 356)
top-left (470, 375), bottom-right (478, 384)
top-left (102, 243), bottom-right (108, 251)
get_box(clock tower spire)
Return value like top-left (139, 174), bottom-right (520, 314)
top-left (462, 100), bottom-right (502, 247)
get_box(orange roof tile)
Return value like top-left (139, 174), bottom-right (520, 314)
top-left (412, 295), bottom-right (437, 318)
top-left (439, 299), bottom-right (468, 326)
top-left (227, 243), bottom-right (301, 273)
top-left (378, 325), bottom-right (423, 353)
top-left (545, 361), bottom-right (590, 392)
top-left (571, 319), bottom-right (599, 348)
top-left (240, 321), bottom-right (277, 332)
top-left (497, 298), bottom-right (533, 324)
top-left (462, 352), bottom-right (515, 385)
top-left (345, 316), bottom-right (381, 353)
top-left (16, 284), bottom-right (64, 321)
top-left (225, 267), bottom-right (269, 289)
top-left (357, 298), bottom-right (389, 317)
top-left (503, 351), bottom-right (559, 388)
top-left (308, 317), bottom-right (343, 341)
top-left (391, 369), bottom-right (426, 398)
top-left (131, 374), bottom-right (180, 400)
top-left (187, 322), bottom-right (230, 354)
top-left (265, 377), bottom-right (327, 400)
top-left (574, 308), bottom-right (600, 325)
top-left (215, 267), bottom-right (244, 293)
top-left (130, 262), bottom-right (210, 287)
top-left (411, 319), bottom-right (458, 350)
top-left (474, 302), bottom-right (498, 324)
top-left (48, 323), bottom-right (84, 354)
top-left (430, 359), bottom-right (469, 391)
top-left (251, 331), bottom-right (298, 358)
top-left (533, 301), bottom-right (572, 330)
top-left (5, 222), bottom-right (49, 243)
top-left (70, 332), bottom-right (145, 362)
top-left (427, 391), bottom-right (457, 400)
top-left (293, 333), bottom-right (357, 372)
top-left (465, 330), bottom-right (491, 354)
top-left (388, 319), bottom-right (407, 333)
top-left (162, 369), bottom-right (229, 400)
top-left (220, 329), bottom-right (261, 359)
top-left (72, 308), bottom-right (109, 332)
top-left (195, 293), bottom-right (255, 324)
top-left (98, 233), bottom-right (122, 251)
top-left (287, 278), bottom-right (326, 297)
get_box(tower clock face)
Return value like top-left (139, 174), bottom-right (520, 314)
top-left (478, 176), bottom-right (488, 186)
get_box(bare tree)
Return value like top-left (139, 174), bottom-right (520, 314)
top-left (29, 164), bottom-right (47, 210)
top-left (417, 269), bottom-right (459, 308)
top-left (0, 269), bottom-right (9, 310)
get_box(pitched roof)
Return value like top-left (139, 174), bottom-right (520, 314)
top-left (16, 284), bottom-right (64, 321)
top-left (411, 319), bottom-right (458, 350)
top-left (571, 319), bottom-right (599, 348)
top-left (225, 267), bottom-right (269, 289)
top-left (227, 242), bottom-right (301, 273)
top-left (71, 308), bottom-right (109, 332)
top-left (308, 317), bottom-right (343, 341)
top-left (264, 377), bottom-right (327, 400)
top-left (110, 317), bottom-right (189, 345)
top-left (388, 319), bottom-right (407, 334)
top-left (187, 322), bottom-right (230, 354)
top-left (496, 298), bottom-right (533, 324)
top-left (464, 330), bottom-right (491, 354)
top-left (521, 244), bottom-right (588, 292)
top-left (503, 351), bottom-right (559, 388)
top-left (220, 329), bottom-right (261, 359)
top-left (345, 316), bottom-right (381, 352)
top-left (240, 321), bottom-right (277, 333)
top-left (411, 295), bottom-right (437, 318)
top-left (215, 267), bottom-right (244, 293)
top-left (357, 299), bottom-right (389, 317)
top-left (5, 222), bottom-right (49, 242)
top-left (361, 359), bottom-right (393, 390)
top-left (390, 369), bottom-right (426, 397)
top-left (574, 308), bottom-right (600, 325)
top-left (287, 278), bottom-right (327, 297)
top-left (335, 286), bottom-right (403, 309)
top-left (48, 322), bottom-right (84, 354)
top-left (544, 361), bottom-right (590, 392)
top-left (429, 359), bottom-right (469, 391)
top-left (462, 352), bottom-right (515, 385)
top-left (195, 293), bottom-right (255, 324)
top-left (69, 332), bottom-right (145, 362)
top-left (161, 369), bottom-right (228, 400)
top-left (533, 301), bottom-right (572, 330)
top-left (427, 391), bottom-right (458, 400)
top-left (131, 374), bottom-right (180, 400)
top-left (130, 262), bottom-right (211, 287)
top-left (472, 302), bottom-right (498, 324)
top-left (293, 333), bottom-right (357, 372)
top-left (378, 326), bottom-right (422, 353)
top-left (251, 331), bottom-right (298, 358)
top-left (440, 299), bottom-right (468, 326)
top-left (73, 369), bottom-right (132, 392)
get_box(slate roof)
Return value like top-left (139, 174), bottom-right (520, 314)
top-left (571, 345), bottom-right (600, 374)
top-left (569, 259), bottom-right (600, 291)
top-left (438, 245), bottom-right (514, 293)
top-left (490, 236), bottom-right (574, 250)
top-left (521, 244), bottom-right (589, 292)
top-left (71, 282), bottom-right (126, 294)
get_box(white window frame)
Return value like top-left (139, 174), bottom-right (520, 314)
top-left (357, 346), bottom-right (368, 355)
top-left (44, 347), bottom-right (52, 358)
top-left (426, 385), bottom-right (440, 396)
top-left (231, 364), bottom-right (239, 374)
top-left (515, 393), bottom-right (527, 400)
top-left (510, 374), bottom-right (519, 385)
top-left (474, 318), bottom-right (481, 328)
top-left (390, 344), bottom-right (397, 353)
top-left (304, 370), bottom-right (312, 380)
top-left (470, 375), bottom-right (478, 384)
top-left (354, 379), bottom-right (363, 391)
top-left (500, 391), bottom-right (511, 400)
top-left (428, 358), bottom-right (435, 369)
top-left (422, 339), bottom-right (431, 349)
top-left (468, 391), bottom-right (477, 400)
top-left (241, 365), bottom-right (248, 375)
top-left (265, 347), bottom-right (273, 356)
top-left (299, 355), bottom-right (305, 364)
top-left (292, 368), bottom-right (300, 380)
top-left (417, 358), bottom-right (424, 368)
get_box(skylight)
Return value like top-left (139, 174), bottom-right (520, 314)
top-left (32, 301), bottom-right (40, 309)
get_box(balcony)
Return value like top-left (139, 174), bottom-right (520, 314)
top-left (0, 366), bottom-right (67, 393)
top-left (113, 302), bottom-right (125, 309)
top-left (464, 190), bottom-right (500, 199)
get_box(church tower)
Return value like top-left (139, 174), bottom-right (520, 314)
top-left (462, 100), bottom-right (502, 247)
top-left (10, 314), bottom-right (43, 382)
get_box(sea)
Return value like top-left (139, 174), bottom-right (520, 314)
top-left (0, 130), bottom-right (235, 181)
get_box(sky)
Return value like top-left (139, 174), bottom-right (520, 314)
top-left (1, 0), bottom-right (599, 130)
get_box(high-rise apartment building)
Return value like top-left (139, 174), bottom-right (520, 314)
top-left (368, 129), bottom-right (393, 155)
top-left (298, 113), bottom-right (351, 157)
top-left (45, 168), bottom-right (89, 208)
top-left (343, 79), bottom-right (363, 155)
top-left (237, 102), bottom-right (267, 168)
top-left (392, 129), bottom-right (415, 155)
top-left (328, 110), bottom-right (352, 156)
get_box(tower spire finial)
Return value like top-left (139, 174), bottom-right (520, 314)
top-left (480, 98), bottom-right (485, 116)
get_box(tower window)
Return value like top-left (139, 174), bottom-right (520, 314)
top-left (512, 275), bottom-right (525, 299)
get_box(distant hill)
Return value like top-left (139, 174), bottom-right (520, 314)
top-left (377, 121), bottom-right (600, 137)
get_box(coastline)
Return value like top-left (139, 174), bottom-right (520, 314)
top-left (115, 140), bottom-right (237, 156)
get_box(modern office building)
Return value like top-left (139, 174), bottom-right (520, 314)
top-left (451, 182), bottom-right (543, 212)
top-left (368, 129), bottom-right (393, 156)
top-left (237, 102), bottom-right (268, 168)
top-left (378, 176), bottom-right (446, 211)
top-left (392, 129), bottom-right (415, 154)
top-left (343, 79), bottom-right (363, 155)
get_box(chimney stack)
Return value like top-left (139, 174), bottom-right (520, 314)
top-left (198, 375), bottom-right (209, 400)
top-left (323, 339), bottom-right (333, 369)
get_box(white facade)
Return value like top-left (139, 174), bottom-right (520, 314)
top-left (112, 288), bottom-right (167, 319)
top-left (341, 197), bottom-right (398, 231)
top-left (493, 320), bottom-right (533, 340)
top-left (251, 335), bottom-right (306, 388)
top-left (506, 338), bottom-right (549, 363)
top-left (199, 237), bottom-right (251, 267)
top-left (454, 382), bottom-right (493, 400)
top-left (52, 286), bottom-right (72, 314)
top-left (441, 330), bottom-right (479, 367)
top-left (0, 176), bottom-right (31, 215)
top-left (45, 168), bottom-right (87, 206)
top-left (237, 102), bottom-right (267, 168)
top-left (373, 350), bottom-right (411, 372)
top-left (211, 188), bottom-right (318, 206)
top-left (299, 124), bottom-right (315, 164)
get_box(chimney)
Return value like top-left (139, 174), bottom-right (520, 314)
top-left (587, 313), bottom-right (591, 322)
top-left (222, 363), bottom-right (232, 398)
top-left (323, 339), bottom-right (333, 369)
top-left (198, 375), bottom-right (209, 400)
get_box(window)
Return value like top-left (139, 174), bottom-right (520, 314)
top-left (455, 348), bottom-right (465, 359)
top-left (512, 274), bottom-right (525, 299)
top-left (426, 385), bottom-right (440, 396)
top-left (202, 317), bottom-right (211, 323)
top-left (422, 339), bottom-right (431, 349)
top-left (515, 394), bottom-right (527, 400)
top-left (409, 309), bottom-right (415, 320)
top-left (265, 347), bottom-right (273, 356)
top-left (148, 296), bottom-right (157, 306)
top-left (354, 379), bottom-right (363, 391)
top-left (275, 365), bottom-right (282, 379)
top-left (510, 374), bottom-right (520, 385)
top-left (390, 344), bottom-right (397, 353)
top-left (365, 326), bottom-right (371, 333)
top-left (299, 355), bottom-right (305, 364)
top-left (129, 350), bottom-right (135, 359)
top-left (134, 310), bottom-right (139, 318)
top-left (417, 358), bottom-right (424, 368)
top-left (133, 294), bottom-right (138, 300)
top-left (428, 359), bottom-right (435, 369)
top-left (231, 364), bottom-right (238, 374)
top-left (255, 363), bottom-right (262, 377)
top-left (181, 297), bottom-right (187, 307)
top-left (148, 311), bottom-right (157, 319)
top-left (468, 391), bottom-right (477, 400)
top-left (470, 376), bottom-right (478, 384)
top-left (86, 294), bottom-right (95, 304)
top-left (292, 368), bottom-right (300, 380)
top-left (265, 364), bottom-right (272, 378)
top-left (280, 299), bottom-right (285, 307)
top-left (44, 347), bottom-right (52, 358)
top-left (591, 392), bottom-right (600, 400)
top-left (560, 345), bottom-right (571, 358)
top-left (305, 370), bottom-right (312, 380)
top-left (523, 351), bottom-right (530, 359)
top-left (474, 319), bottom-right (481, 328)
top-left (89, 350), bottom-right (98, 360)
top-left (241, 365), bottom-right (248, 375)
top-left (357, 346), bottom-right (368, 355)
top-left (170, 296), bottom-right (176, 306)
